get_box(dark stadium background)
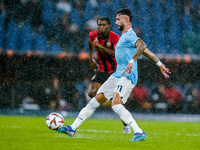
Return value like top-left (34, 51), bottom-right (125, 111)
top-left (0, 0), bottom-right (200, 114)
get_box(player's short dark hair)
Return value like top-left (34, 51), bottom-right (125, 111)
top-left (97, 17), bottom-right (111, 25)
top-left (116, 8), bottom-right (132, 22)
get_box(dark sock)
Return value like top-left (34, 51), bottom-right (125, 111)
top-left (122, 120), bottom-right (128, 126)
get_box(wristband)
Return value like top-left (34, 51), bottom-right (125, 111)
top-left (156, 61), bottom-right (162, 67)
top-left (129, 59), bottom-right (134, 64)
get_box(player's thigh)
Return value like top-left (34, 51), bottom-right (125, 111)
top-left (88, 82), bottom-right (101, 98)
top-left (88, 82), bottom-right (101, 93)
top-left (113, 76), bottom-right (135, 104)
top-left (97, 75), bottom-right (116, 100)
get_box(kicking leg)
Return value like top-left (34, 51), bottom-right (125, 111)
top-left (71, 93), bottom-right (107, 130)
top-left (70, 97), bottom-right (100, 130)
top-left (57, 93), bottom-right (107, 137)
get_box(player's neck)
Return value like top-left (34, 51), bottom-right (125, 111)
top-left (99, 31), bottom-right (109, 39)
top-left (122, 25), bottom-right (132, 34)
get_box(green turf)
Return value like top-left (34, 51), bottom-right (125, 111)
top-left (0, 115), bottom-right (200, 150)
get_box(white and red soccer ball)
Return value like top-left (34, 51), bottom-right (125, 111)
top-left (46, 112), bottom-right (64, 130)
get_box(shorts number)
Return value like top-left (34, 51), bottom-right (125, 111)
top-left (117, 85), bottom-right (123, 92)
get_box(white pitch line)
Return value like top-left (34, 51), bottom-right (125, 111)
top-left (1, 125), bottom-right (22, 128)
top-left (183, 133), bottom-right (200, 137)
top-left (152, 133), bottom-right (200, 137)
top-left (78, 129), bottom-right (113, 133)
top-left (176, 133), bottom-right (200, 137)
top-left (4, 126), bottom-right (199, 137)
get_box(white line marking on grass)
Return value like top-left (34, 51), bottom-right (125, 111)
top-left (177, 133), bottom-right (200, 137)
top-left (56, 133), bottom-right (93, 139)
top-left (186, 134), bottom-right (200, 137)
top-left (73, 135), bottom-right (93, 139)
top-left (1, 125), bottom-right (22, 128)
top-left (78, 129), bottom-right (113, 133)
top-left (152, 133), bottom-right (200, 137)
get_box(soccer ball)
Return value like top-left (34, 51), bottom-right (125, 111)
top-left (46, 112), bottom-right (64, 130)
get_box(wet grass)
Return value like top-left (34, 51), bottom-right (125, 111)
top-left (0, 115), bottom-right (200, 150)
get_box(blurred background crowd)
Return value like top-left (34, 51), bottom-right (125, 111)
top-left (1, 0), bottom-right (200, 55)
top-left (0, 0), bottom-right (200, 114)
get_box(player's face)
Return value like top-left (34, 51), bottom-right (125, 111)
top-left (115, 14), bottom-right (125, 31)
top-left (97, 20), bottom-right (110, 34)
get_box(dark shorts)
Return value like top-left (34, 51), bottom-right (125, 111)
top-left (91, 71), bottom-right (112, 84)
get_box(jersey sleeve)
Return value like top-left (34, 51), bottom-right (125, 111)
top-left (89, 30), bottom-right (98, 43)
top-left (129, 31), bottom-right (140, 47)
top-left (89, 31), bottom-right (94, 43)
top-left (112, 34), bottom-right (120, 49)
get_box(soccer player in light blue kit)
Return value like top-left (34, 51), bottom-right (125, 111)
top-left (57, 8), bottom-right (171, 141)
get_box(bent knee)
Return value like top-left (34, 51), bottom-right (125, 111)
top-left (88, 90), bottom-right (97, 98)
top-left (95, 93), bottom-right (107, 104)
top-left (111, 92), bottom-right (123, 106)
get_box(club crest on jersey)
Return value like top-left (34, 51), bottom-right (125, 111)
top-left (106, 42), bottom-right (111, 47)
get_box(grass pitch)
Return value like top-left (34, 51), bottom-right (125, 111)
top-left (0, 115), bottom-right (200, 150)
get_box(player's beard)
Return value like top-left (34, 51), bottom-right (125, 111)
top-left (118, 24), bottom-right (124, 31)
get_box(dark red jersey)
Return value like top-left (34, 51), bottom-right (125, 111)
top-left (89, 30), bottom-right (119, 74)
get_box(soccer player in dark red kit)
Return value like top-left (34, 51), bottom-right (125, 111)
top-left (88, 17), bottom-right (131, 133)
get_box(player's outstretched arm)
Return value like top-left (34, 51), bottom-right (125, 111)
top-left (143, 48), bottom-right (171, 78)
top-left (122, 39), bottom-right (146, 75)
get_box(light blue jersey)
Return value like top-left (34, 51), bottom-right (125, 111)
top-left (112, 28), bottom-right (140, 85)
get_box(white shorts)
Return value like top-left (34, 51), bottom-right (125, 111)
top-left (97, 75), bottom-right (135, 104)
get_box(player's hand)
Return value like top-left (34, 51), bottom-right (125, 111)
top-left (160, 64), bottom-right (171, 78)
top-left (92, 40), bottom-right (105, 52)
top-left (90, 58), bottom-right (98, 72)
top-left (122, 63), bottom-right (133, 75)
top-left (92, 40), bottom-right (101, 47)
